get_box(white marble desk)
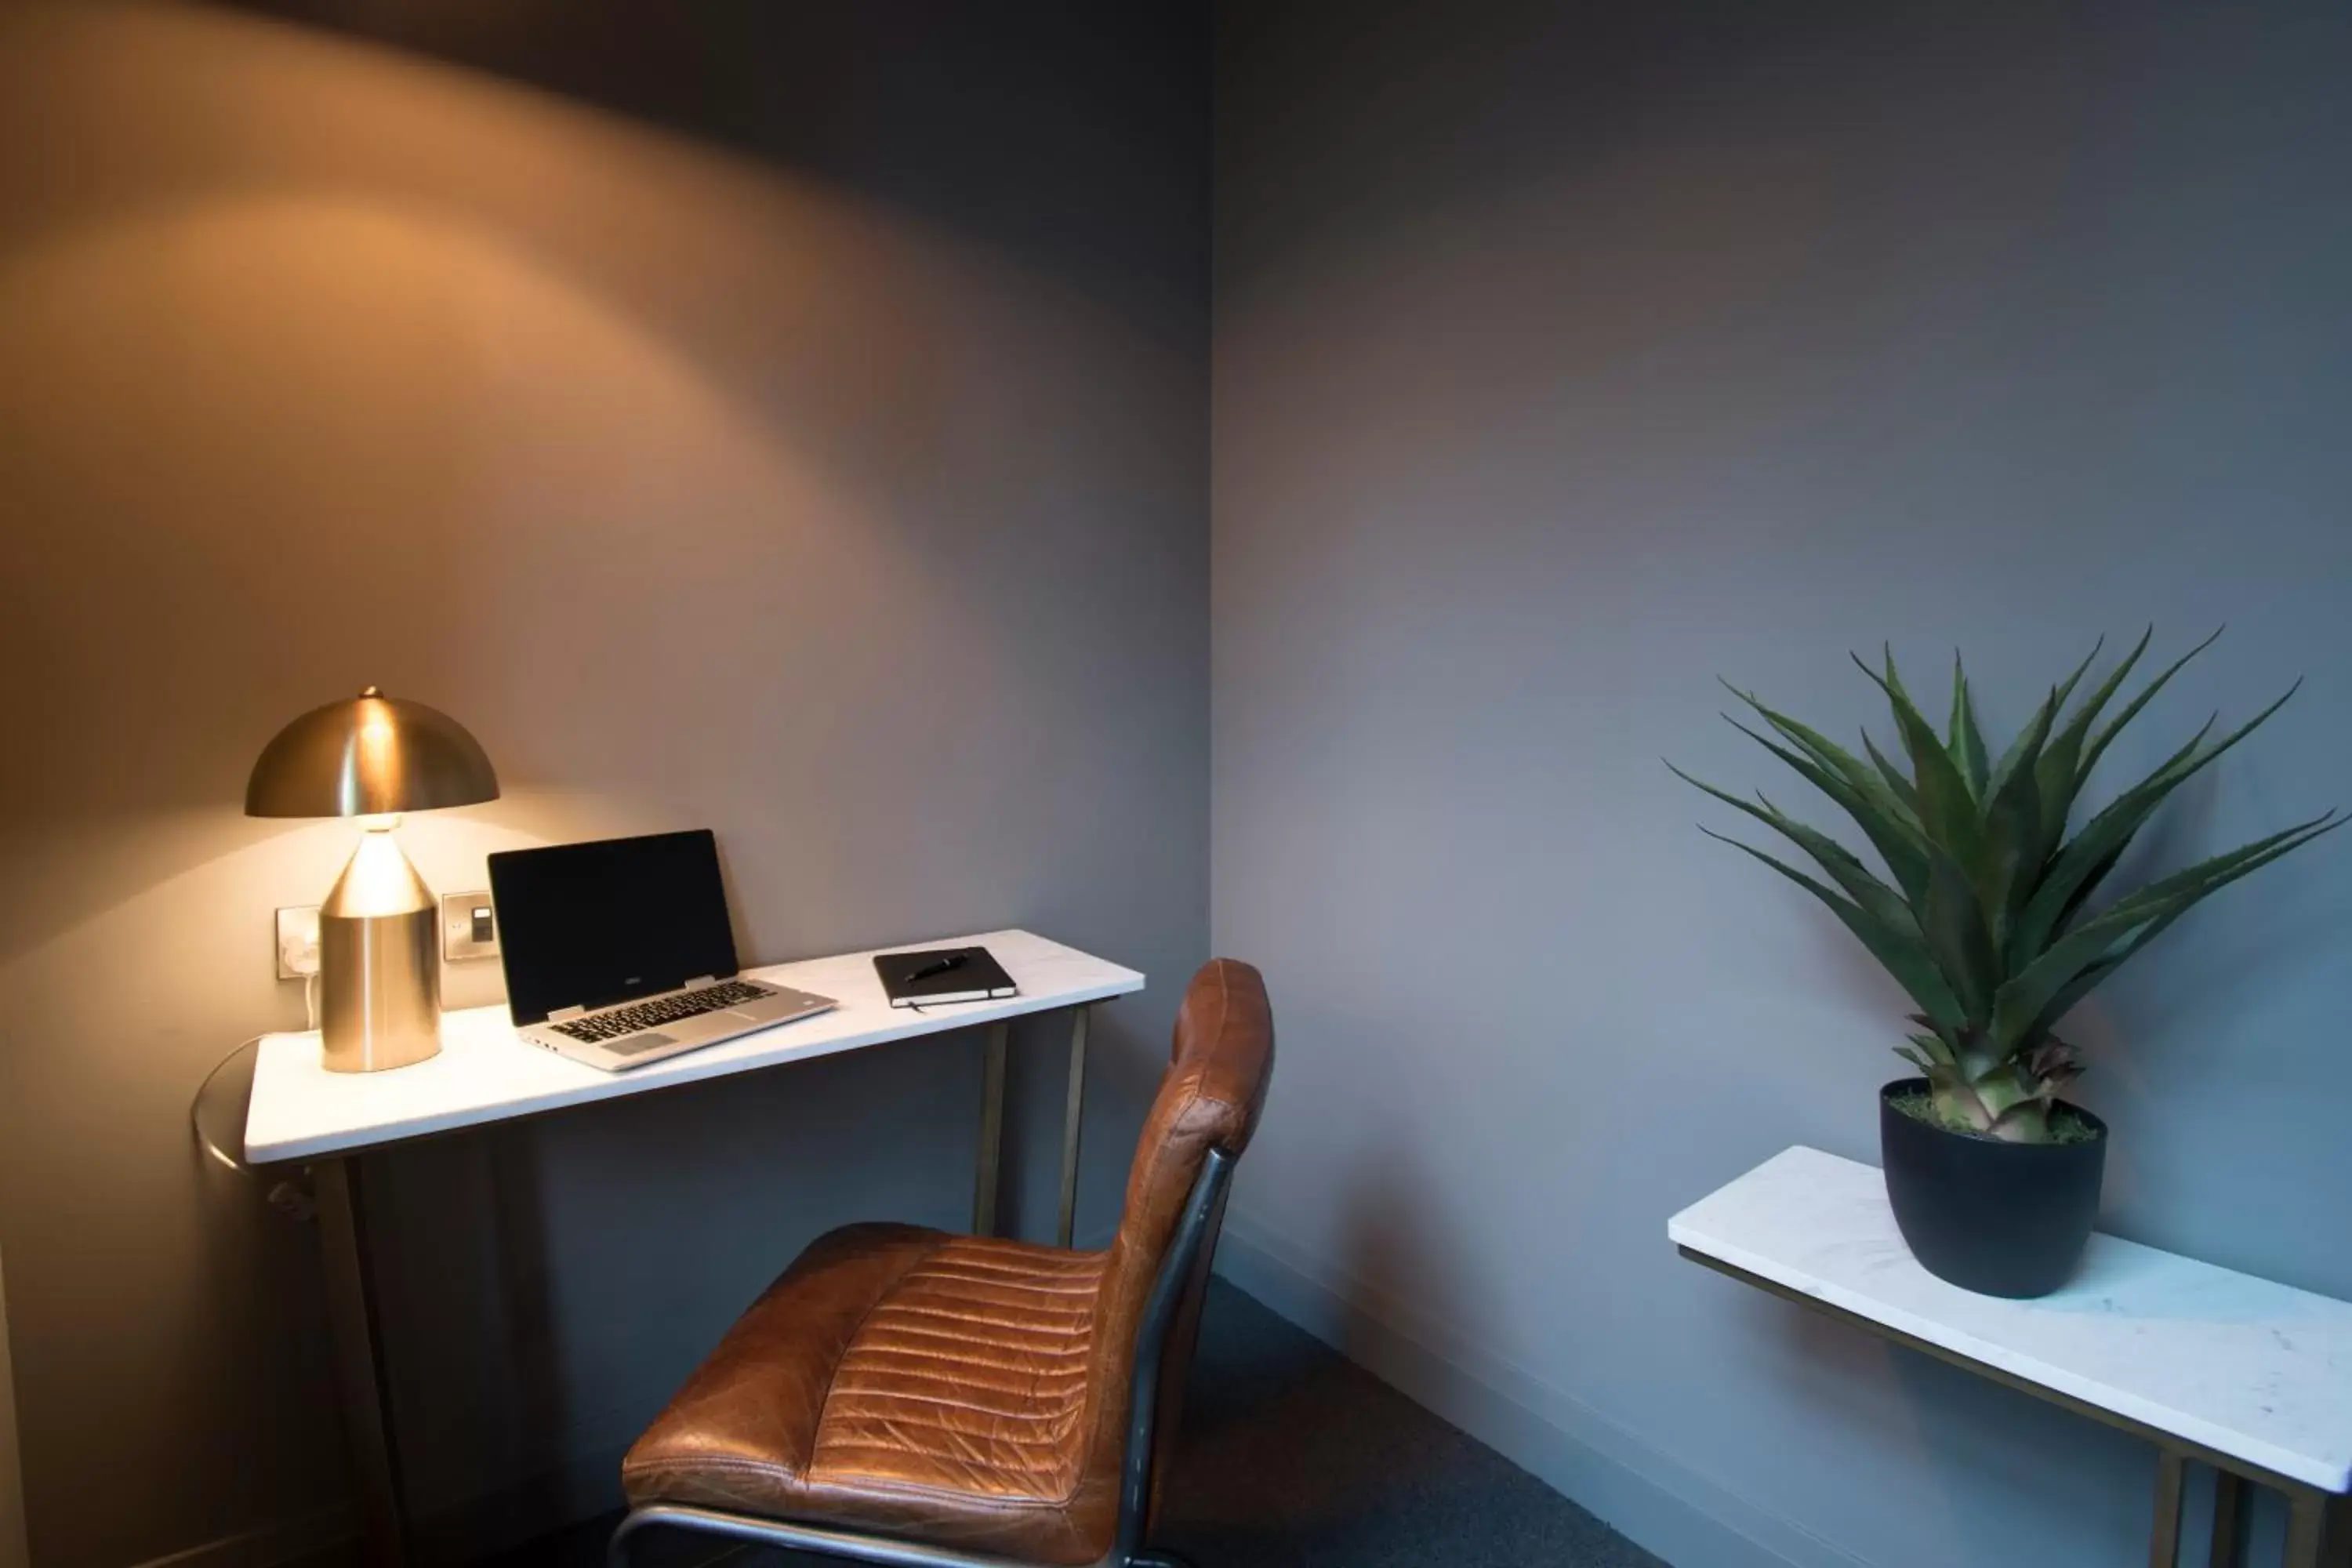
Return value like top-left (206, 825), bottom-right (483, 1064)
top-left (247, 927), bottom-right (1142, 1166)
top-left (243, 927), bottom-right (1142, 1568)
top-left (1671, 1147), bottom-right (2352, 1568)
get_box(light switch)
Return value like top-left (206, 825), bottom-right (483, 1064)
top-left (442, 891), bottom-right (499, 963)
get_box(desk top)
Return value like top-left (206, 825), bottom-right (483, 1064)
top-left (1669, 1146), bottom-right (2352, 1492)
top-left (245, 928), bottom-right (1142, 1163)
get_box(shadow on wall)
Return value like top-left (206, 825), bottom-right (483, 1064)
top-left (1163, 1146), bottom-right (1485, 1547)
top-left (203, 0), bottom-right (1205, 328)
top-left (0, 5), bottom-right (1207, 1568)
top-left (1, 4), bottom-right (1000, 833)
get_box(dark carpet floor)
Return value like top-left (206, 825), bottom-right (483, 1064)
top-left (504, 1279), bottom-right (1665, 1568)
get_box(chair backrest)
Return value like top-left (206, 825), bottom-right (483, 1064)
top-left (1080, 959), bottom-right (1274, 1527)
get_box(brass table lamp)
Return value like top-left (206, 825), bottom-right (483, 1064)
top-left (246, 688), bottom-right (499, 1072)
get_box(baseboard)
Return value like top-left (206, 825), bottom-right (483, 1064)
top-left (123, 1504), bottom-right (358, 1568)
top-left (408, 1439), bottom-right (630, 1566)
top-left (129, 1439), bottom-right (630, 1568)
top-left (1210, 1210), bottom-right (1872, 1568)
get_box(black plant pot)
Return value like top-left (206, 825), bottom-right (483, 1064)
top-left (1879, 1078), bottom-right (2107, 1298)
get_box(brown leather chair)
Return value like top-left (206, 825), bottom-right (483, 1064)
top-left (611, 958), bottom-right (1275, 1568)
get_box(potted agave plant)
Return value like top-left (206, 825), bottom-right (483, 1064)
top-left (1675, 631), bottom-right (2339, 1298)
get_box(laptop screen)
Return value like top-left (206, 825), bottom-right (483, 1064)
top-left (488, 829), bottom-right (742, 1024)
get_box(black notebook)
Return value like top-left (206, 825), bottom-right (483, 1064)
top-left (874, 946), bottom-right (1018, 1007)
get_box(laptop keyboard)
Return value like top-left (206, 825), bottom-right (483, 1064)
top-left (553, 980), bottom-right (773, 1043)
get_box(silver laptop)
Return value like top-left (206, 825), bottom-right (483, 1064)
top-left (487, 829), bottom-right (834, 1072)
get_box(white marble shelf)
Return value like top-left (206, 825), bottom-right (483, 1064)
top-left (1669, 1146), bottom-right (2352, 1492)
top-left (245, 927), bottom-right (1142, 1163)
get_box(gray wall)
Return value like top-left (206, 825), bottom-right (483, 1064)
top-left (1212, 3), bottom-right (2352, 1566)
top-left (0, 5), bottom-right (1207, 1566)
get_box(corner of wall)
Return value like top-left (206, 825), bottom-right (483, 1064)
top-left (1210, 1210), bottom-right (1872, 1568)
top-left (111, 1438), bottom-right (631, 1568)
top-left (2, 1245), bottom-right (28, 1568)
top-left (123, 1508), bottom-right (356, 1568)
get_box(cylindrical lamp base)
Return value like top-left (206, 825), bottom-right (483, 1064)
top-left (319, 826), bottom-right (443, 1073)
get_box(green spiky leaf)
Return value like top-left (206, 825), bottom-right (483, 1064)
top-left (1666, 764), bottom-right (1920, 938)
top-left (1675, 634), bottom-right (2339, 1143)
top-left (2075, 626), bottom-right (2223, 786)
top-left (1991, 812), bottom-right (2343, 1047)
top-left (1717, 713), bottom-right (1932, 904)
top-left (2010, 683), bottom-right (2298, 964)
top-left (1904, 1031), bottom-right (1958, 1068)
top-left (1722, 683), bottom-right (1897, 808)
top-left (1861, 728), bottom-right (1922, 818)
top-left (1918, 845), bottom-right (1998, 1022)
top-left (1697, 827), bottom-right (1968, 1032)
top-left (1949, 654), bottom-right (1990, 797)
top-left (2031, 630), bottom-right (2144, 857)
top-left (1853, 650), bottom-right (1985, 876)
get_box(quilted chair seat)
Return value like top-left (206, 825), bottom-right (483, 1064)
top-left (619, 958), bottom-right (1276, 1568)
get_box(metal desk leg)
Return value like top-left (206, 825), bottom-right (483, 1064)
top-left (2153, 1450), bottom-right (2186, 1568)
top-left (2285, 1486), bottom-right (2351, 1568)
top-left (1056, 1006), bottom-right (1090, 1248)
top-left (973, 1022), bottom-right (1010, 1236)
top-left (2209, 1471), bottom-right (2248, 1568)
top-left (314, 1157), bottom-right (408, 1568)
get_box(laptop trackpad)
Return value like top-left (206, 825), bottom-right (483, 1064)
top-left (606, 1033), bottom-right (677, 1058)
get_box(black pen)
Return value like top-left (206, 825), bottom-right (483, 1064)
top-left (901, 953), bottom-right (969, 985)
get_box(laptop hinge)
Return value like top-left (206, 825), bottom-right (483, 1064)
top-left (684, 975), bottom-right (719, 989)
top-left (550, 1005), bottom-right (587, 1022)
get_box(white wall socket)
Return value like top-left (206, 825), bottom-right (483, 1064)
top-left (275, 906), bottom-right (321, 981)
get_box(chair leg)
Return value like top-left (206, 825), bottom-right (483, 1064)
top-left (615, 1504), bottom-right (1134, 1568)
top-left (609, 1507), bottom-right (657, 1568)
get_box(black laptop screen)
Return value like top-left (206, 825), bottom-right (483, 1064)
top-left (488, 829), bottom-right (741, 1024)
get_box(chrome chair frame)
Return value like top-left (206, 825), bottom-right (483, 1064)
top-left (608, 1145), bottom-right (1238, 1568)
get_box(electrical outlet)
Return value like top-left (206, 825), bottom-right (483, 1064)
top-left (442, 890), bottom-right (499, 963)
top-left (275, 906), bottom-right (321, 980)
